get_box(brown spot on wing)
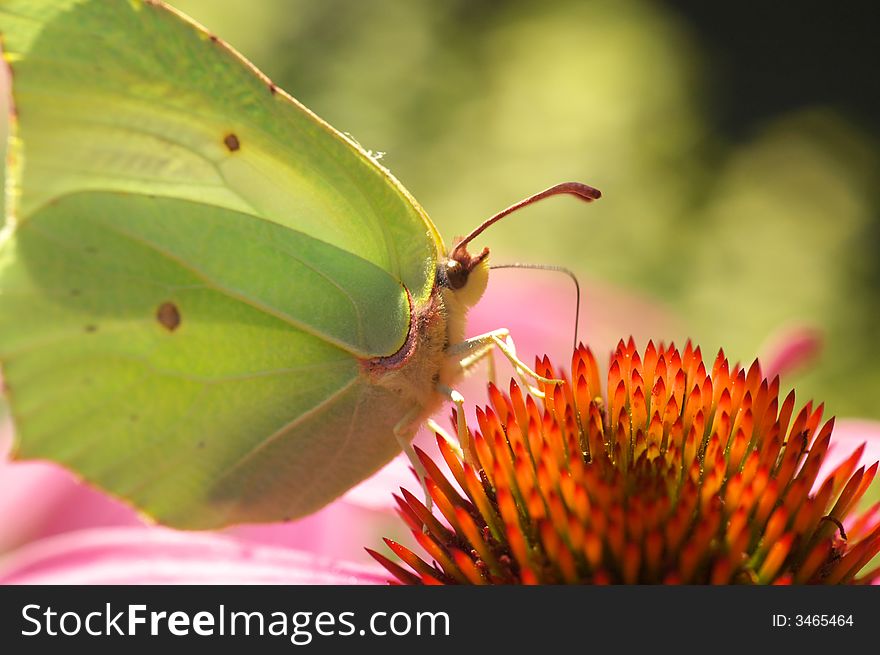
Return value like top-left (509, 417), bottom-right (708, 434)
top-left (157, 302), bottom-right (181, 331)
top-left (223, 133), bottom-right (240, 152)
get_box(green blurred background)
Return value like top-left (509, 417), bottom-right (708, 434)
top-left (3, 0), bottom-right (879, 420)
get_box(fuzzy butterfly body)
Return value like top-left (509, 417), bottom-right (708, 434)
top-left (0, 0), bottom-right (493, 528)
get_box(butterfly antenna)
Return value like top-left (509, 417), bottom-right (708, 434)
top-left (452, 182), bottom-right (601, 257)
top-left (490, 263), bottom-right (582, 352)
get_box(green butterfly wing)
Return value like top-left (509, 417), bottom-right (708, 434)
top-left (0, 0), bottom-right (445, 527)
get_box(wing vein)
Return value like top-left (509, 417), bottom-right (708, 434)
top-left (93, 219), bottom-right (365, 356)
top-left (212, 376), bottom-right (361, 489)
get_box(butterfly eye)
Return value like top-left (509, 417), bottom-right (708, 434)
top-left (444, 259), bottom-right (469, 290)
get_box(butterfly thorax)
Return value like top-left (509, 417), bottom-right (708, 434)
top-left (360, 248), bottom-right (490, 421)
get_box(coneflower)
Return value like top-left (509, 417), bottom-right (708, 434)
top-left (369, 339), bottom-right (880, 584)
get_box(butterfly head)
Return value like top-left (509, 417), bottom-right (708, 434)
top-left (439, 241), bottom-right (490, 308)
top-left (437, 182), bottom-right (600, 310)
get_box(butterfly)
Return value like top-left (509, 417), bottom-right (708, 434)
top-left (0, 0), bottom-right (599, 528)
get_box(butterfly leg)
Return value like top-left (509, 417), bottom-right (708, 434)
top-left (393, 407), bottom-right (434, 513)
top-left (430, 330), bottom-right (563, 467)
top-left (393, 385), bottom-right (473, 518)
top-left (448, 328), bottom-right (562, 397)
top-left (401, 331), bottom-right (564, 520)
top-left (426, 417), bottom-right (465, 460)
top-left (435, 384), bottom-right (475, 464)
top-left (454, 332), bottom-right (499, 387)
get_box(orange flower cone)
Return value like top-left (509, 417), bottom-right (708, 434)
top-left (369, 339), bottom-right (880, 584)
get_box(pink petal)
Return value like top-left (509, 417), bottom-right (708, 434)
top-left (340, 453), bottom-right (415, 510)
top-left (760, 325), bottom-right (823, 379)
top-left (449, 274), bottom-right (683, 431)
top-left (0, 527), bottom-right (386, 584)
top-left (0, 416), bottom-right (406, 562)
top-left (0, 419), bottom-right (146, 553)
top-left (818, 419), bottom-right (880, 484)
top-left (468, 274), bottom-right (682, 371)
top-left (226, 491), bottom-right (408, 564)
